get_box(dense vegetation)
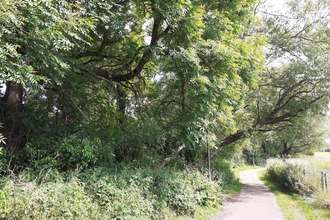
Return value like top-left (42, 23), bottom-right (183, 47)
top-left (265, 155), bottom-right (330, 219)
top-left (1, 0), bottom-right (330, 218)
top-left (0, 167), bottom-right (225, 219)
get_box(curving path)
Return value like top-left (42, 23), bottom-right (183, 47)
top-left (212, 168), bottom-right (283, 220)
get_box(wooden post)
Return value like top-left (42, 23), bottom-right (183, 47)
top-left (322, 172), bottom-right (325, 192)
top-left (324, 173), bottom-right (328, 192)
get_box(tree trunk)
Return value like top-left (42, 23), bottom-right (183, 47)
top-left (1, 81), bottom-right (27, 152)
top-left (281, 141), bottom-right (292, 155)
top-left (116, 84), bottom-right (127, 124)
top-left (261, 142), bottom-right (267, 154)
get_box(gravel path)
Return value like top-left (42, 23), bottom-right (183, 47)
top-left (212, 168), bottom-right (284, 220)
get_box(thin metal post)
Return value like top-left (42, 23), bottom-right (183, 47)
top-left (207, 130), bottom-right (211, 179)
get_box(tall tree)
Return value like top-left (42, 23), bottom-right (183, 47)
top-left (1, 0), bottom-right (263, 164)
top-left (193, 0), bottom-right (330, 167)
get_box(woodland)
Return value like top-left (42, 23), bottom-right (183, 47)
top-left (1, 0), bottom-right (330, 218)
top-left (1, 0), bottom-right (329, 170)
top-left (1, 0), bottom-right (330, 170)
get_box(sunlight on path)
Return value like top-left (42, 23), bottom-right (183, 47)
top-left (212, 169), bottom-right (283, 220)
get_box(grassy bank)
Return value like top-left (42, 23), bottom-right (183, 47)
top-left (259, 156), bottom-right (330, 220)
top-left (259, 170), bottom-right (330, 220)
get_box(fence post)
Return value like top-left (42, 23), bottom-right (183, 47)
top-left (324, 173), bottom-right (328, 192)
top-left (322, 172), bottom-right (325, 192)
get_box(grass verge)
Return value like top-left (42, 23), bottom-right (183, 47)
top-left (170, 207), bottom-right (220, 220)
top-left (258, 169), bottom-right (330, 220)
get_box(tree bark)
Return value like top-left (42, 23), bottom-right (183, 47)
top-left (116, 84), bottom-right (127, 124)
top-left (161, 144), bottom-right (186, 168)
top-left (1, 81), bottom-right (27, 152)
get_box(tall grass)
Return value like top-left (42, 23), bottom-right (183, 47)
top-left (266, 157), bottom-right (330, 209)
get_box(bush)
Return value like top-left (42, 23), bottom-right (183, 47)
top-left (211, 160), bottom-right (236, 185)
top-left (80, 167), bottom-right (222, 217)
top-left (266, 157), bottom-right (330, 208)
top-left (158, 170), bottom-right (221, 215)
top-left (80, 168), bottom-right (156, 219)
top-left (266, 159), bottom-right (313, 196)
top-left (0, 178), bottom-right (102, 219)
top-left (1, 135), bottom-right (108, 174)
top-left (0, 166), bottom-right (224, 219)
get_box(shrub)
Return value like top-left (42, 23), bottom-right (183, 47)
top-left (2, 135), bottom-right (107, 174)
top-left (0, 167), bottom-right (224, 219)
top-left (79, 168), bottom-right (156, 219)
top-left (91, 180), bottom-right (155, 219)
top-left (266, 157), bottom-right (330, 208)
top-left (80, 167), bottom-right (222, 217)
top-left (266, 159), bottom-right (314, 195)
top-left (0, 178), bottom-right (102, 219)
top-left (211, 160), bottom-right (236, 185)
top-left (153, 170), bottom-right (221, 216)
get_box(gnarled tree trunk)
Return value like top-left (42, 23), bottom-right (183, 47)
top-left (1, 81), bottom-right (27, 152)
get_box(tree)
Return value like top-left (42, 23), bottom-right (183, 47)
top-left (0, 0), bottom-right (95, 152)
top-left (193, 0), bottom-right (330, 167)
top-left (0, 0), bottom-right (264, 168)
top-left (3, 0), bottom-right (329, 170)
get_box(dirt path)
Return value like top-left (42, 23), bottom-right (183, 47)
top-left (212, 168), bottom-right (284, 220)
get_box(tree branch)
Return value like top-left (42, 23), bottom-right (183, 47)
top-left (161, 144), bottom-right (186, 168)
top-left (94, 17), bottom-right (162, 82)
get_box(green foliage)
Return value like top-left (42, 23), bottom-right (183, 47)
top-left (266, 161), bottom-right (313, 196)
top-left (266, 157), bottom-right (330, 209)
top-left (80, 167), bottom-right (221, 216)
top-left (1, 134), bottom-right (106, 173)
top-left (0, 178), bottom-right (102, 219)
top-left (0, 167), bottom-right (224, 219)
top-left (0, 0), bottom-right (329, 189)
top-left (211, 160), bottom-right (236, 185)
top-left (28, 135), bottom-right (101, 170)
top-left (260, 165), bottom-right (330, 220)
top-left (1, 0), bottom-right (266, 166)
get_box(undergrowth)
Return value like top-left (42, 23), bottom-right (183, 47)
top-left (264, 157), bottom-right (330, 218)
top-left (0, 167), bottom-right (224, 219)
top-left (260, 169), bottom-right (330, 220)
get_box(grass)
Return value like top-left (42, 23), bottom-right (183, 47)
top-left (258, 169), bottom-right (330, 220)
top-left (170, 207), bottom-right (220, 220)
top-left (314, 152), bottom-right (330, 157)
